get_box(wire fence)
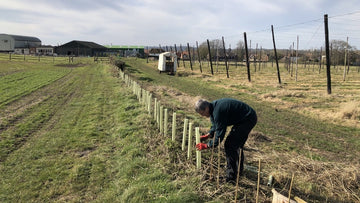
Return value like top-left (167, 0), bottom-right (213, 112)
top-left (0, 53), bottom-right (111, 64)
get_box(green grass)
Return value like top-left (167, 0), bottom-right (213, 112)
top-left (1, 56), bottom-right (359, 202)
top-left (0, 68), bottom-right (71, 107)
top-left (120, 58), bottom-right (360, 202)
top-left (0, 60), bottom-right (201, 202)
top-left (121, 58), bottom-right (359, 160)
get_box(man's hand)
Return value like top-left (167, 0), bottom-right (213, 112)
top-left (200, 134), bottom-right (210, 141)
top-left (196, 143), bottom-right (208, 150)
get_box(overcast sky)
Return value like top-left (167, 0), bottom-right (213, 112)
top-left (1, 0), bottom-right (359, 49)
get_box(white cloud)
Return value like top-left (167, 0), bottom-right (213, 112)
top-left (0, 0), bottom-right (359, 49)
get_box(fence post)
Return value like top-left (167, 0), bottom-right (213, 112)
top-left (187, 43), bottom-right (193, 71)
top-left (222, 36), bottom-right (229, 78)
top-left (271, 25), bottom-right (282, 84)
top-left (196, 41), bottom-right (202, 73)
top-left (180, 44), bottom-right (185, 68)
top-left (207, 39), bottom-right (214, 75)
top-left (324, 14), bottom-right (332, 94)
top-left (244, 32), bottom-right (251, 82)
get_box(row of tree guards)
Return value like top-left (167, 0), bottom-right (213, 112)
top-left (117, 67), bottom-right (306, 202)
top-left (153, 14), bottom-right (333, 95)
top-left (119, 68), bottom-right (204, 168)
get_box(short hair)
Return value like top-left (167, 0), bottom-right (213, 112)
top-left (195, 99), bottom-right (210, 113)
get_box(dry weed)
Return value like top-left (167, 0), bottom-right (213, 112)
top-left (338, 101), bottom-right (360, 120)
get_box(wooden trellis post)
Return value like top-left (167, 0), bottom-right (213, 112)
top-left (244, 32), bottom-right (251, 82)
top-left (222, 36), bottom-right (229, 78)
top-left (187, 43), bottom-right (193, 71)
top-left (196, 41), bottom-right (202, 73)
top-left (207, 39), bottom-right (214, 75)
top-left (271, 25), bottom-right (282, 84)
top-left (324, 14), bottom-right (332, 94)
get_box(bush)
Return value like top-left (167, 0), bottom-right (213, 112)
top-left (114, 60), bottom-right (125, 71)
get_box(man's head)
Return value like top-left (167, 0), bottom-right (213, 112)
top-left (195, 99), bottom-right (210, 117)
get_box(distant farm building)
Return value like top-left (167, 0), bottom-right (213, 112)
top-left (144, 48), bottom-right (166, 60)
top-left (147, 48), bottom-right (165, 56)
top-left (105, 45), bottom-right (145, 57)
top-left (36, 46), bottom-right (54, 56)
top-left (55, 40), bottom-right (107, 56)
top-left (0, 34), bottom-right (41, 54)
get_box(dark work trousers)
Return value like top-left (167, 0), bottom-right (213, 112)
top-left (224, 114), bottom-right (257, 180)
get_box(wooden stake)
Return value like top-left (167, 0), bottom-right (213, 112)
top-left (196, 41), bottom-right (202, 73)
top-left (288, 173), bottom-right (295, 203)
top-left (222, 36), bottom-right (229, 78)
top-left (256, 159), bottom-right (261, 203)
top-left (244, 32), bottom-right (251, 82)
top-left (295, 35), bottom-right (299, 82)
top-left (187, 43), bottom-right (193, 71)
top-left (324, 14), bottom-right (332, 94)
top-left (209, 135), bottom-right (216, 180)
top-left (206, 39), bottom-right (214, 75)
top-left (217, 138), bottom-right (221, 189)
top-left (343, 36), bottom-right (349, 81)
top-left (271, 25), bottom-right (282, 84)
top-left (235, 148), bottom-right (243, 203)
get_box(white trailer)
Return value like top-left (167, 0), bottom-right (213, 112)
top-left (158, 52), bottom-right (177, 74)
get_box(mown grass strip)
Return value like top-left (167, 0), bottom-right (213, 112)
top-left (0, 62), bottom-right (201, 202)
top-left (0, 68), bottom-right (71, 108)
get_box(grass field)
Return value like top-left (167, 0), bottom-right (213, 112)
top-left (120, 57), bottom-right (360, 202)
top-left (0, 58), bottom-right (201, 202)
top-left (0, 55), bottom-right (359, 202)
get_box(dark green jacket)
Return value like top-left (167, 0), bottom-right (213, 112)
top-left (207, 98), bottom-right (256, 147)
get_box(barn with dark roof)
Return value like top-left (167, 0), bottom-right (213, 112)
top-left (55, 40), bottom-right (107, 56)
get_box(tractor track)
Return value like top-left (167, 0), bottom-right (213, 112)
top-left (0, 69), bottom-right (73, 132)
top-left (0, 68), bottom-right (86, 162)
